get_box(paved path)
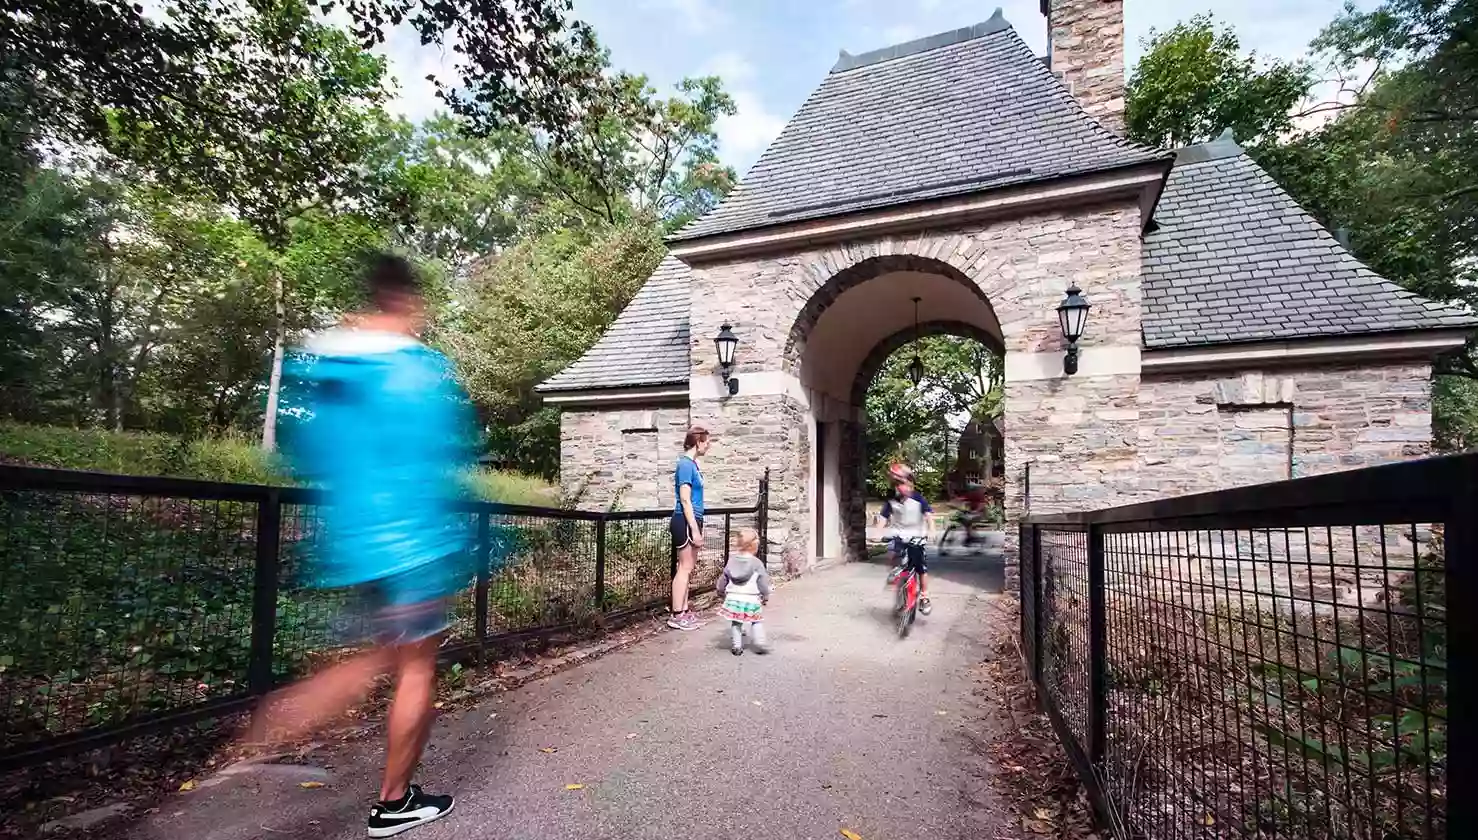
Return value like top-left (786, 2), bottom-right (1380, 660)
top-left (131, 562), bottom-right (1015, 840)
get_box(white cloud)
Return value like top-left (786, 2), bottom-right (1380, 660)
top-left (698, 51), bottom-right (783, 169)
top-left (380, 27), bottom-right (460, 124)
top-left (642, 0), bottom-right (729, 34)
top-left (700, 51), bottom-right (756, 84)
top-left (716, 89), bottom-right (787, 170)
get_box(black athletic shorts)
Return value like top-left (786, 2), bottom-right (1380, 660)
top-left (671, 513), bottom-right (704, 549)
top-left (890, 537), bottom-right (929, 575)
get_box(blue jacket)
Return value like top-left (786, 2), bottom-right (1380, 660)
top-left (279, 328), bottom-right (477, 588)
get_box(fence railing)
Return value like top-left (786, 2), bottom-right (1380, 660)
top-left (1020, 453), bottom-right (1474, 839)
top-left (0, 465), bottom-right (768, 770)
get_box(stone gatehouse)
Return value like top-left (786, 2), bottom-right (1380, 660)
top-left (536, 1), bottom-right (1474, 573)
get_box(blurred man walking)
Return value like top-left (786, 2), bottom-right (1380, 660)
top-left (247, 254), bottom-right (476, 837)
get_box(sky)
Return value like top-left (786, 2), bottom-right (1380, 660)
top-left (380, 0), bottom-right (1367, 176)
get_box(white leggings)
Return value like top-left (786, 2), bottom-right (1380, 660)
top-left (729, 621), bottom-right (768, 652)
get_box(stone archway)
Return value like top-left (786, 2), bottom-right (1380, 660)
top-left (682, 203), bottom-right (1147, 574)
top-left (786, 258), bottom-right (1004, 567)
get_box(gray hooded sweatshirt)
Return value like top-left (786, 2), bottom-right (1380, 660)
top-left (716, 553), bottom-right (771, 601)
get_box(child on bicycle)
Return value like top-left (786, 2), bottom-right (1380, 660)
top-left (876, 464), bottom-right (933, 615)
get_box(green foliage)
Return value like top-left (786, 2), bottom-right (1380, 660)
top-left (0, 422), bottom-right (283, 484)
top-left (1126, 14), bottom-right (1315, 150)
top-left (863, 335), bottom-right (1002, 498)
top-left (464, 468), bottom-right (562, 507)
top-left (441, 221), bottom-right (665, 478)
top-left (1434, 376), bottom-right (1478, 452)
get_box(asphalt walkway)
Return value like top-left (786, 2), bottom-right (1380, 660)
top-left (129, 561), bottom-right (1015, 840)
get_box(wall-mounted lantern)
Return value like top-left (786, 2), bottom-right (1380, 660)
top-left (1056, 284), bottom-right (1091, 376)
top-left (715, 323), bottom-right (739, 395)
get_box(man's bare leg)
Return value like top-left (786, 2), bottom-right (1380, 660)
top-left (379, 634), bottom-right (441, 802)
top-left (245, 646), bottom-right (395, 745)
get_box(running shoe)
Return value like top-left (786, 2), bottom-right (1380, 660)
top-left (368, 784), bottom-right (454, 837)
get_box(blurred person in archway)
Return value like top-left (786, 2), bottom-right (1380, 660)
top-left (246, 253), bottom-right (476, 838)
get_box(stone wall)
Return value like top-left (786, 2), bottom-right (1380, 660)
top-left (1045, 0), bottom-right (1126, 135)
top-left (687, 197), bottom-right (1147, 570)
top-left (1132, 363), bottom-right (1436, 611)
top-left (558, 405), bottom-right (691, 510)
top-left (1138, 363), bottom-right (1433, 498)
top-left (688, 392), bottom-right (809, 572)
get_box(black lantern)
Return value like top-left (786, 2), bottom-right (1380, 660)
top-left (1056, 284), bottom-right (1091, 376)
top-left (906, 296), bottom-right (924, 386)
top-left (714, 323), bottom-right (739, 395)
top-left (907, 355), bottom-right (925, 386)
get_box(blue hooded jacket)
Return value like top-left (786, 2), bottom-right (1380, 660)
top-left (279, 328), bottom-right (477, 589)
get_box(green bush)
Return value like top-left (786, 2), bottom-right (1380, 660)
top-left (0, 422), bottom-right (285, 484)
top-left (465, 468), bottom-right (561, 507)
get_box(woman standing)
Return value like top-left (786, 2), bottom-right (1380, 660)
top-left (668, 426), bottom-right (710, 630)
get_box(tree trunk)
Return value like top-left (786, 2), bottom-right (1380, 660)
top-left (261, 270), bottom-right (287, 451)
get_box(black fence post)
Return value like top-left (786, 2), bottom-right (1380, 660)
top-left (1086, 522), bottom-right (1107, 772)
top-left (1032, 524), bottom-right (1045, 685)
top-left (1448, 463), bottom-right (1477, 838)
top-left (475, 511), bottom-right (491, 650)
top-left (758, 469), bottom-right (770, 565)
top-left (594, 516), bottom-right (608, 611)
top-left (248, 489), bottom-right (282, 698)
top-left (723, 513), bottom-right (732, 568)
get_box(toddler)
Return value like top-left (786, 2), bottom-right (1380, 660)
top-left (715, 528), bottom-right (771, 655)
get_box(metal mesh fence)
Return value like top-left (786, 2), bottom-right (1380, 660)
top-left (0, 488), bottom-right (258, 752)
top-left (0, 466), bottom-right (768, 769)
top-left (1020, 455), bottom-right (1470, 840)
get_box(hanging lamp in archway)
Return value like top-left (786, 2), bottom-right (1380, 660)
top-left (907, 297), bottom-right (925, 386)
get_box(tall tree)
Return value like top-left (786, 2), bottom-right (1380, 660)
top-left (1125, 14), bottom-right (1316, 150)
top-left (535, 74), bottom-right (737, 231)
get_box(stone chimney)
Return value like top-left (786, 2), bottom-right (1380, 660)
top-left (1042, 0), bottom-right (1126, 135)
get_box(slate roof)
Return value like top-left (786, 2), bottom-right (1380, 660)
top-left (534, 255), bottom-right (690, 392)
top-left (1142, 132), bottom-right (1478, 348)
top-left (539, 29), bottom-right (1476, 394)
top-left (668, 11), bottom-right (1165, 242)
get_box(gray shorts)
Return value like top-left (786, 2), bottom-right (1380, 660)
top-left (332, 562), bottom-right (459, 647)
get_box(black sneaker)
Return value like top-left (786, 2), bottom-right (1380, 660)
top-left (368, 785), bottom-right (454, 838)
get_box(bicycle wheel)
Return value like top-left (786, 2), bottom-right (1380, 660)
top-left (895, 582), bottom-right (912, 638)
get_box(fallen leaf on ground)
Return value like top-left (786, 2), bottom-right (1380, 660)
top-left (936, 710), bottom-right (948, 716)
top-left (840, 830), bottom-right (863, 840)
top-left (539, 747), bottom-right (558, 754)
top-left (433, 702), bottom-right (444, 709)
top-left (299, 782), bottom-right (325, 790)
top-left (1033, 807), bottom-right (1055, 822)
top-left (626, 733), bottom-right (638, 739)
top-left (752, 700), bottom-right (762, 706)
top-left (565, 784), bottom-right (585, 791)
top-left (1202, 813), bottom-right (1216, 826)
top-left (178, 781), bottom-right (196, 792)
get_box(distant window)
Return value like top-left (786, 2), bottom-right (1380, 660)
top-left (966, 472), bottom-right (980, 485)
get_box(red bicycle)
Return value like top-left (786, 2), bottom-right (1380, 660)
top-left (887, 536), bottom-right (927, 638)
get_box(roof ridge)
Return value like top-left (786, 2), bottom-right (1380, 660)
top-left (1174, 128), bottom-right (1244, 164)
top-left (832, 8), bottom-right (1012, 74)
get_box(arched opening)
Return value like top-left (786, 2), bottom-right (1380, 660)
top-left (785, 255), bottom-right (1004, 564)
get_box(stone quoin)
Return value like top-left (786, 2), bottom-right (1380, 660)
top-left (534, 2), bottom-right (1475, 579)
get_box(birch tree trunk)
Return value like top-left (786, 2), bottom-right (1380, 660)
top-left (261, 269), bottom-right (286, 451)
